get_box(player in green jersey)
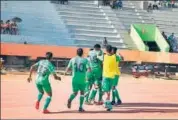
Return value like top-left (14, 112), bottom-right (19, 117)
top-left (27, 52), bottom-right (61, 114)
top-left (111, 47), bottom-right (124, 106)
top-left (65, 48), bottom-right (91, 112)
top-left (88, 44), bottom-right (104, 105)
top-left (85, 49), bottom-right (95, 104)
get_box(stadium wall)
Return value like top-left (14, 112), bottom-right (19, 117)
top-left (155, 27), bottom-right (170, 52)
top-left (130, 25), bottom-right (148, 51)
top-left (1, 43), bottom-right (178, 64)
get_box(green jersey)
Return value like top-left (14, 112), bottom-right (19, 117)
top-left (67, 56), bottom-right (90, 84)
top-left (116, 55), bottom-right (122, 62)
top-left (35, 60), bottom-right (55, 85)
top-left (88, 50), bottom-right (103, 70)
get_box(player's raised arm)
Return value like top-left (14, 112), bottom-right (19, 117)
top-left (119, 53), bottom-right (124, 61)
top-left (64, 59), bottom-right (72, 76)
top-left (53, 73), bottom-right (61, 81)
top-left (27, 62), bottom-right (39, 83)
top-left (86, 58), bottom-right (91, 72)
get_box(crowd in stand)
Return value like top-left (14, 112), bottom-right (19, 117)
top-left (1, 19), bottom-right (18, 35)
top-left (51, 0), bottom-right (68, 5)
top-left (147, 0), bottom-right (177, 11)
top-left (162, 32), bottom-right (178, 53)
top-left (103, 0), bottom-right (123, 9)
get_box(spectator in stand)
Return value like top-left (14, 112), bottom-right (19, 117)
top-left (60, 0), bottom-right (68, 4)
top-left (103, 0), bottom-right (111, 6)
top-left (102, 37), bottom-right (108, 48)
top-left (162, 31), bottom-right (168, 40)
top-left (162, 32), bottom-right (173, 52)
top-left (171, 0), bottom-right (175, 8)
top-left (4, 20), bottom-right (11, 34)
top-left (168, 33), bottom-right (175, 41)
top-left (10, 21), bottom-right (18, 35)
top-left (168, 33), bottom-right (175, 52)
top-left (103, 0), bottom-right (108, 6)
top-left (114, 0), bottom-right (123, 9)
top-left (153, 0), bottom-right (159, 10)
top-left (1, 20), bottom-right (4, 34)
top-left (147, 3), bottom-right (152, 12)
top-left (24, 41), bottom-right (27, 44)
top-left (110, 0), bottom-right (115, 9)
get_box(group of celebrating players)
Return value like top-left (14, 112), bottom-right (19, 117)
top-left (27, 44), bottom-right (123, 113)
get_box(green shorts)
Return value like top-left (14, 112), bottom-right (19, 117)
top-left (102, 77), bottom-right (114, 92)
top-left (112, 75), bottom-right (120, 87)
top-left (72, 82), bottom-right (86, 93)
top-left (86, 72), bottom-right (94, 83)
top-left (36, 83), bottom-right (52, 93)
top-left (92, 69), bottom-right (102, 86)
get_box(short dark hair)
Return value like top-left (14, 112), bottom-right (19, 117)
top-left (106, 45), bottom-right (112, 53)
top-left (90, 48), bottom-right (94, 51)
top-left (112, 47), bottom-right (117, 54)
top-left (77, 48), bottom-right (83, 57)
top-left (94, 44), bottom-right (101, 49)
top-left (46, 52), bottom-right (53, 60)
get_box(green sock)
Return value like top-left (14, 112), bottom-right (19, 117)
top-left (105, 100), bottom-right (112, 109)
top-left (79, 95), bottom-right (85, 108)
top-left (112, 90), bottom-right (115, 102)
top-left (85, 91), bottom-right (90, 102)
top-left (89, 89), bottom-right (97, 101)
top-left (98, 87), bottom-right (103, 101)
top-left (69, 93), bottom-right (77, 102)
top-left (43, 96), bottom-right (51, 110)
top-left (37, 93), bottom-right (43, 102)
top-left (114, 89), bottom-right (120, 101)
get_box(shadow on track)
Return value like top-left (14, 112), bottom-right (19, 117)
top-left (118, 102), bottom-right (178, 108)
top-left (49, 102), bottom-right (178, 114)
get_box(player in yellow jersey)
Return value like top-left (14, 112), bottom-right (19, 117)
top-left (102, 45), bottom-right (117, 111)
top-left (111, 47), bottom-right (124, 106)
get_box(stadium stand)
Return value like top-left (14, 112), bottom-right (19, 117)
top-left (53, 1), bottom-right (127, 49)
top-left (1, 0), bottom-right (178, 52)
top-left (149, 8), bottom-right (178, 52)
top-left (106, 0), bottom-right (178, 52)
top-left (1, 1), bottom-right (74, 46)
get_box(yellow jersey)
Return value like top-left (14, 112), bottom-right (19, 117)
top-left (103, 54), bottom-right (117, 78)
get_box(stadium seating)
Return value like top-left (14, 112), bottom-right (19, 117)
top-left (150, 10), bottom-right (178, 36)
top-left (101, 1), bottom-right (155, 50)
top-left (1, 0), bottom-right (177, 51)
top-left (53, 1), bottom-right (127, 49)
top-left (1, 1), bottom-right (74, 46)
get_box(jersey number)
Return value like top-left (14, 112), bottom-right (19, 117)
top-left (90, 56), bottom-right (98, 63)
top-left (38, 66), bottom-right (48, 76)
top-left (74, 63), bottom-right (84, 72)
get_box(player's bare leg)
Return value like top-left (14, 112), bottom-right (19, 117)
top-left (67, 92), bottom-right (78, 109)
